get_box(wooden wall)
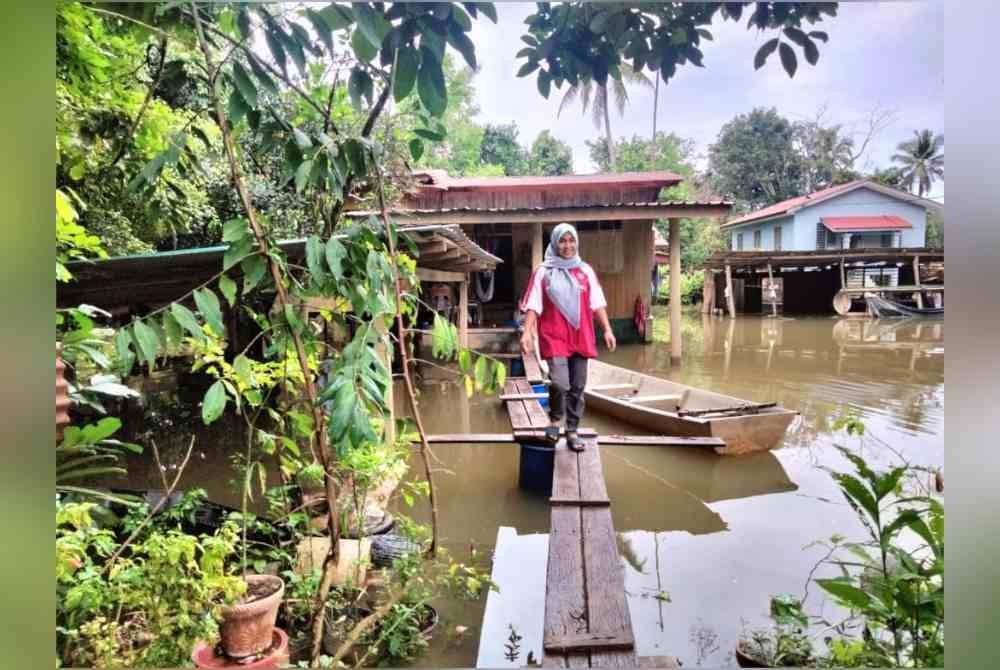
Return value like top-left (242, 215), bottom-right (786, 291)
top-left (404, 186), bottom-right (662, 210)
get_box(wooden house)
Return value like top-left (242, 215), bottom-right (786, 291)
top-left (352, 170), bottom-right (731, 364)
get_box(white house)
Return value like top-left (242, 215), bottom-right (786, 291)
top-left (721, 180), bottom-right (941, 252)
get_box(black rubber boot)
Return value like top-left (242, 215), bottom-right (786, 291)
top-left (543, 424), bottom-right (561, 446)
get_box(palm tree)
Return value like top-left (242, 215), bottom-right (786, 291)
top-left (557, 64), bottom-right (652, 171)
top-left (891, 130), bottom-right (944, 197)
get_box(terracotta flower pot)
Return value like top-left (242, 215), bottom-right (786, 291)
top-left (735, 641), bottom-right (771, 668)
top-left (56, 345), bottom-right (71, 440)
top-left (219, 575), bottom-right (285, 660)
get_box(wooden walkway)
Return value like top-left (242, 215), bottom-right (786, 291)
top-left (504, 377), bottom-right (636, 667)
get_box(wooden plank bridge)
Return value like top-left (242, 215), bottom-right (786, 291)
top-left (503, 377), bottom-right (721, 667)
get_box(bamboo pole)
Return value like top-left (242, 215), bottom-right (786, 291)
top-left (669, 219), bottom-right (682, 365)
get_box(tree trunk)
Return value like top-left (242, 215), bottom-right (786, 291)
top-left (652, 75), bottom-right (659, 138)
top-left (602, 87), bottom-right (616, 171)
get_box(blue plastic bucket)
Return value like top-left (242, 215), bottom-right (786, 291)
top-left (518, 442), bottom-right (554, 496)
top-left (531, 383), bottom-right (549, 409)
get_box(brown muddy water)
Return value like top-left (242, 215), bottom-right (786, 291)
top-left (117, 308), bottom-right (943, 667)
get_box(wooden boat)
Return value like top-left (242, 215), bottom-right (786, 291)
top-left (584, 360), bottom-right (797, 455)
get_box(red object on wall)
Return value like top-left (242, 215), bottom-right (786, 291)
top-left (633, 297), bottom-right (647, 339)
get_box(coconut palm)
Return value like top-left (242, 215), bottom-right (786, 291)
top-left (557, 63), bottom-right (652, 171)
top-left (891, 130), bottom-right (944, 197)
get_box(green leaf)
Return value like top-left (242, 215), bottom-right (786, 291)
top-left (536, 70), bottom-right (551, 98)
top-left (162, 311), bottom-right (183, 349)
top-left (474, 354), bottom-right (489, 391)
top-left (803, 38), bottom-right (819, 66)
top-left (352, 3), bottom-right (387, 50)
top-left (202, 380), bottom-right (227, 425)
top-left (84, 416), bottom-right (122, 443)
top-left (589, 11), bottom-right (609, 33)
top-left (295, 159), bottom-right (314, 193)
top-left (170, 303), bottom-right (204, 343)
top-left (114, 328), bottom-right (136, 376)
top-left (493, 359), bottom-right (507, 392)
top-left (131, 320), bottom-right (160, 369)
top-left (325, 237), bottom-right (347, 279)
top-left (348, 67), bottom-right (372, 110)
top-left (516, 60), bottom-right (539, 77)
top-left (293, 127), bottom-right (313, 150)
top-left (247, 57), bottom-right (280, 96)
top-left (218, 274), bottom-right (238, 307)
top-left (754, 37), bottom-right (779, 70)
top-left (816, 578), bottom-right (872, 610)
top-left (412, 127), bottom-right (444, 141)
top-left (223, 235), bottom-right (254, 271)
top-left (126, 152), bottom-right (167, 192)
top-left (319, 3), bottom-right (353, 31)
top-left (409, 138), bottom-right (424, 161)
top-left (241, 254), bottom-right (267, 293)
top-left (306, 236), bottom-right (327, 283)
top-left (230, 62), bottom-right (258, 108)
top-left (306, 9), bottom-right (335, 57)
top-left (227, 89), bottom-right (250, 126)
top-left (783, 27), bottom-right (808, 47)
top-left (447, 24), bottom-right (477, 69)
top-left (264, 28), bottom-right (289, 77)
top-left (458, 349), bottom-right (471, 373)
top-left (834, 472), bottom-right (880, 529)
top-left (351, 28), bottom-right (378, 63)
top-left (809, 30), bottom-right (829, 43)
top-left (778, 42), bottom-right (797, 77)
top-left (236, 7), bottom-right (252, 39)
top-left (223, 218), bottom-right (249, 242)
top-left (193, 288), bottom-right (225, 336)
top-left (417, 47), bottom-right (447, 116)
top-left (393, 47), bottom-right (419, 101)
top-left (464, 374), bottom-right (474, 398)
top-left (477, 2), bottom-right (497, 23)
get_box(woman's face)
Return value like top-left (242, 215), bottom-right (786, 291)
top-left (557, 232), bottom-right (577, 259)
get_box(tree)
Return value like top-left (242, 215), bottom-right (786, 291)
top-left (557, 63), bottom-right (652, 170)
top-left (926, 208), bottom-right (944, 248)
top-left (892, 129), bottom-right (944, 197)
top-left (867, 166), bottom-right (907, 190)
top-left (587, 132), bottom-right (694, 178)
top-left (707, 107), bottom-right (805, 212)
top-left (794, 105), bottom-right (895, 191)
top-left (528, 130), bottom-right (573, 176)
top-left (480, 123), bottom-right (528, 176)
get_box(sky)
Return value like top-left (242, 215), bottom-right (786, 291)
top-left (464, 1), bottom-right (944, 200)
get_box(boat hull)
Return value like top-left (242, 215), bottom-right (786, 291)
top-left (584, 360), bottom-right (796, 455)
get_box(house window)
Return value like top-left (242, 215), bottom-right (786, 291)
top-left (753, 230), bottom-right (762, 249)
top-left (881, 233), bottom-right (894, 248)
top-left (774, 226), bottom-right (783, 251)
top-left (736, 233), bottom-right (744, 251)
top-left (816, 222), bottom-right (826, 249)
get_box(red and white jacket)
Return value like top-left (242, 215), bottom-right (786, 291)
top-left (519, 263), bottom-right (607, 359)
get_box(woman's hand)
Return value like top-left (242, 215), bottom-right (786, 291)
top-left (520, 331), bottom-right (534, 356)
top-left (603, 329), bottom-right (617, 352)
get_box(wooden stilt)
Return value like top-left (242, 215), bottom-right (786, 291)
top-left (767, 263), bottom-right (777, 317)
top-left (724, 264), bottom-right (736, 318)
top-left (458, 278), bottom-right (469, 347)
top-left (912, 255), bottom-right (924, 309)
top-left (669, 218), bottom-right (682, 366)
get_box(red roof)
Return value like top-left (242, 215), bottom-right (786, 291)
top-left (410, 169), bottom-right (683, 192)
top-left (724, 180), bottom-right (867, 227)
top-left (822, 216), bottom-right (912, 232)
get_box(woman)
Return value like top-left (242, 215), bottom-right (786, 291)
top-left (519, 223), bottom-right (616, 451)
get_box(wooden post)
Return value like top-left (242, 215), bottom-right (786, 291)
top-left (701, 271), bottom-right (715, 314)
top-left (840, 258), bottom-right (846, 289)
top-left (669, 218), bottom-right (682, 366)
top-left (912, 255), bottom-right (924, 309)
top-left (724, 264), bottom-right (736, 318)
top-left (531, 222), bottom-right (543, 269)
top-left (767, 263), bottom-right (777, 317)
top-left (458, 279), bottom-right (469, 348)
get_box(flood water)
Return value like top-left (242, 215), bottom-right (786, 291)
top-left (116, 308), bottom-right (943, 667)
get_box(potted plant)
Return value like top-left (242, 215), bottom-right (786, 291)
top-left (219, 573), bottom-right (286, 661)
top-left (735, 596), bottom-right (815, 668)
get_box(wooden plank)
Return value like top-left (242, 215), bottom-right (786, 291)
top-left (504, 380), bottom-right (534, 432)
top-left (415, 267), bottom-right (465, 283)
top-left (625, 394), bottom-right (682, 404)
top-left (549, 497), bottom-right (611, 507)
top-left (543, 635), bottom-right (634, 654)
top-left (388, 203), bottom-right (732, 225)
top-left (426, 433), bottom-right (517, 443)
top-left (517, 379), bottom-right (551, 428)
top-left (523, 354), bottom-right (545, 384)
top-left (579, 441), bottom-right (637, 667)
top-left (514, 427), bottom-right (597, 441)
top-left (545, 442), bottom-right (587, 668)
top-left (498, 392), bottom-right (549, 401)
top-left (424, 433), bottom-right (725, 447)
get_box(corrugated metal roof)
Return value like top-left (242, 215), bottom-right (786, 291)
top-left (409, 170), bottom-right (684, 191)
top-left (722, 180), bottom-right (941, 228)
top-left (348, 200), bottom-right (732, 216)
top-left (822, 215), bottom-right (912, 232)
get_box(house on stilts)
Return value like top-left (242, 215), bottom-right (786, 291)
top-left (703, 179), bottom-right (943, 316)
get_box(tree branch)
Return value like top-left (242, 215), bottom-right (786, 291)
top-left (108, 37), bottom-right (169, 171)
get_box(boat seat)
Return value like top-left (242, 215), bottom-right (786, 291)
top-left (626, 394), bottom-right (683, 404)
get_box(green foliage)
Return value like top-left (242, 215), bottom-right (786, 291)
top-left (528, 130), bottom-right (573, 176)
top-left (516, 3), bottom-right (836, 92)
top-left (56, 189), bottom-right (106, 282)
top-left (656, 270), bottom-right (706, 305)
top-left (739, 596), bottom-right (816, 667)
top-left (480, 123), bottom-right (528, 176)
top-left (892, 130), bottom-right (944, 198)
top-left (57, 503), bottom-right (246, 667)
top-left (57, 418), bottom-right (142, 503)
top-left (708, 107), bottom-right (805, 212)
